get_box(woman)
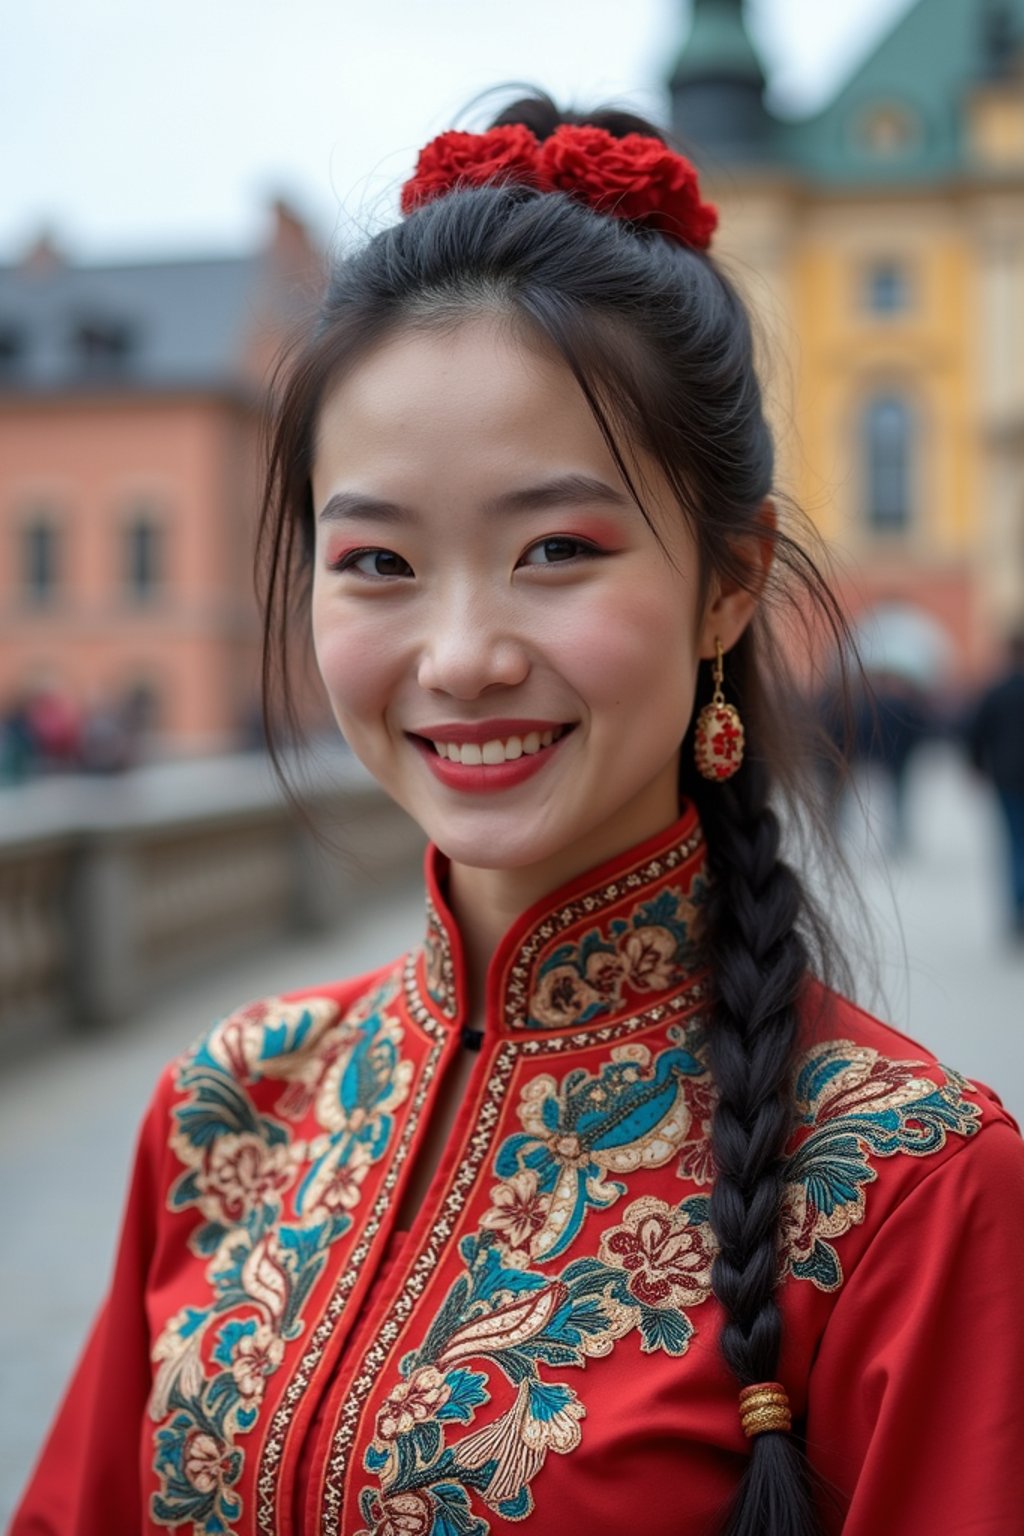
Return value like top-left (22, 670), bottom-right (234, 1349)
top-left (12, 97), bottom-right (1024, 1536)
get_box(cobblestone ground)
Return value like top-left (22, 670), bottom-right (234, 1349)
top-left (2, 744), bottom-right (1021, 1522)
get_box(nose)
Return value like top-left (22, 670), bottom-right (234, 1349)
top-left (416, 589), bottom-right (530, 699)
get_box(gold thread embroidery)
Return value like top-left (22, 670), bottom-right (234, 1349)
top-left (318, 991), bottom-right (708, 1527)
top-left (254, 956), bottom-right (447, 1533)
top-left (503, 827), bottom-right (705, 1031)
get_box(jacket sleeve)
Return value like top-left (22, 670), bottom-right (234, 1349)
top-left (8, 1068), bottom-right (176, 1536)
top-left (805, 1118), bottom-right (1024, 1535)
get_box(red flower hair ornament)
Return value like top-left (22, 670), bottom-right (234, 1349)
top-left (400, 123), bottom-right (718, 252)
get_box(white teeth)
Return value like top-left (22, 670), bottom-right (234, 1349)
top-left (430, 727), bottom-right (567, 764)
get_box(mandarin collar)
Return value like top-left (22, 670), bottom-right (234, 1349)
top-left (408, 803), bottom-right (709, 1039)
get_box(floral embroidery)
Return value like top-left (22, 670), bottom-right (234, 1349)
top-left (356, 1198), bottom-right (714, 1534)
top-left (526, 881), bottom-right (707, 1029)
top-left (778, 1040), bottom-right (982, 1291)
top-left (149, 986), bottom-right (413, 1535)
top-left (230, 1323), bottom-right (285, 1400)
top-left (597, 1194), bottom-right (716, 1309)
top-left (497, 818), bottom-right (706, 1032)
top-left (529, 966), bottom-right (602, 1030)
top-left (348, 1025), bottom-right (984, 1536)
top-left (202, 1133), bottom-right (296, 1223)
top-left (376, 1367), bottom-right (453, 1442)
top-left (493, 1030), bottom-right (709, 1261)
top-left (360, 1489), bottom-right (435, 1536)
top-left (478, 1169), bottom-right (552, 1255)
top-left (675, 1072), bottom-right (717, 1185)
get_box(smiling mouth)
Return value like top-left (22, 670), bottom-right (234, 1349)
top-left (413, 724), bottom-right (575, 766)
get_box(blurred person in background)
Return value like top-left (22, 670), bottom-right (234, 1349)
top-left (78, 689), bottom-right (138, 775)
top-left (11, 94), bottom-right (1024, 1536)
top-left (22, 675), bottom-right (81, 774)
top-left (968, 628), bottom-right (1024, 940)
top-left (814, 665), bottom-right (932, 855)
top-left (0, 689), bottom-right (36, 784)
top-left (850, 669), bottom-right (932, 855)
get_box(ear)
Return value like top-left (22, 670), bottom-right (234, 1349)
top-left (696, 499), bottom-right (776, 660)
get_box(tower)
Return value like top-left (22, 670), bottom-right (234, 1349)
top-left (667, 0), bottom-right (773, 162)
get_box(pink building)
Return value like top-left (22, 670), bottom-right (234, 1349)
top-left (0, 204), bottom-right (323, 758)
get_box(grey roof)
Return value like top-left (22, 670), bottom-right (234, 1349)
top-left (0, 253), bottom-right (267, 395)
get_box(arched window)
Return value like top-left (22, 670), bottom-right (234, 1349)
top-left (864, 394), bottom-right (913, 532)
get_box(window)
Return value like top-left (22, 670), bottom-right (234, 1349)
top-left (124, 511), bottom-right (163, 600)
top-left (21, 512), bottom-right (60, 603)
top-left (864, 395), bottom-right (913, 533)
top-left (856, 101), bottom-right (920, 157)
top-left (0, 321), bottom-right (25, 374)
top-left (865, 260), bottom-right (909, 315)
top-left (72, 316), bottom-right (134, 374)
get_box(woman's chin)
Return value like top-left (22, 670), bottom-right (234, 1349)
top-left (432, 828), bottom-right (563, 874)
top-left (418, 804), bottom-right (574, 876)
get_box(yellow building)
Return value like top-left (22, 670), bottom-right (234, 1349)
top-left (669, 0), bottom-right (1024, 680)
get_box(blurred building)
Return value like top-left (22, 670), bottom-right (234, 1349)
top-left (0, 202), bottom-right (322, 757)
top-left (670, 0), bottom-right (1024, 681)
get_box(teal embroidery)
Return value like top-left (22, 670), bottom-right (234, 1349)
top-left (149, 986), bottom-right (413, 1535)
top-left (780, 1040), bottom-right (982, 1291)
top-left (354, 1035), bottom-right (984, 1536)
top-left (491, 1030), bottom-right (709, 1261)
top-left (526, 880), bottom-right (707, 1029)
top-left (356, 1196), bottom-right (716, 1536)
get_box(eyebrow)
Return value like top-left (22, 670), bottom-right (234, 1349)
top-left (316, 473), bottom-right (632, 526)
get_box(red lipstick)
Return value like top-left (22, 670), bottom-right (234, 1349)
top-left (407, 724), bottom-right (574, 794)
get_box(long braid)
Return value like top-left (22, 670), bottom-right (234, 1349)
top-left (690, 749), bottom-right (822, 1536)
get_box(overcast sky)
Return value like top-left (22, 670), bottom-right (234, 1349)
top-left (3, 0), bottom-right (914, 264)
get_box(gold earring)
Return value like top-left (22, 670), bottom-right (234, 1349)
top-left (694, 637), bottom-right (744, 782)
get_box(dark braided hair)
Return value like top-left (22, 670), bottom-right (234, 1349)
top-left (686, 762), bottom-right (821, 1535)
top-left (257, 90), bottom-right (853, 1536)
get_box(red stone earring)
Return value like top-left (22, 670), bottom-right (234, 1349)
top-left (694, 637), bottom-right (745, 781)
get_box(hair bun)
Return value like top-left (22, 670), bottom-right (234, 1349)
top-left (487, 89), bottom-right (675, 149)
top-left (488, 90), bottom-right (564, 142)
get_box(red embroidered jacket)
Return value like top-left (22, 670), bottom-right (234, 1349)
top-left (11, 807), bottom-right (1024, 1536)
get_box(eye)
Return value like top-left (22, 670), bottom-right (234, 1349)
top-left (330, 547), bottom-right (413, 579)
top-left (518, 536), bottom-right (597, 567)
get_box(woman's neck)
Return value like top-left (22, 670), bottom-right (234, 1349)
top-left (446, 863), bottom-right (545, 1012)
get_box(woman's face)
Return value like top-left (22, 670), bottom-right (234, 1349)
top-left (310, 317), bottom-right (733, 887)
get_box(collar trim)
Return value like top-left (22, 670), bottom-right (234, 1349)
top-left (413, 805), bottom-right (709, 1038)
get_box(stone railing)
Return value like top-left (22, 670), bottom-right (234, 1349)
top-left (0, 748), bottom-right (424, 1052)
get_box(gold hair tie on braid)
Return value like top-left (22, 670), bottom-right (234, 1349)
top-left (738, 1382), bottom-right (792, 1438)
